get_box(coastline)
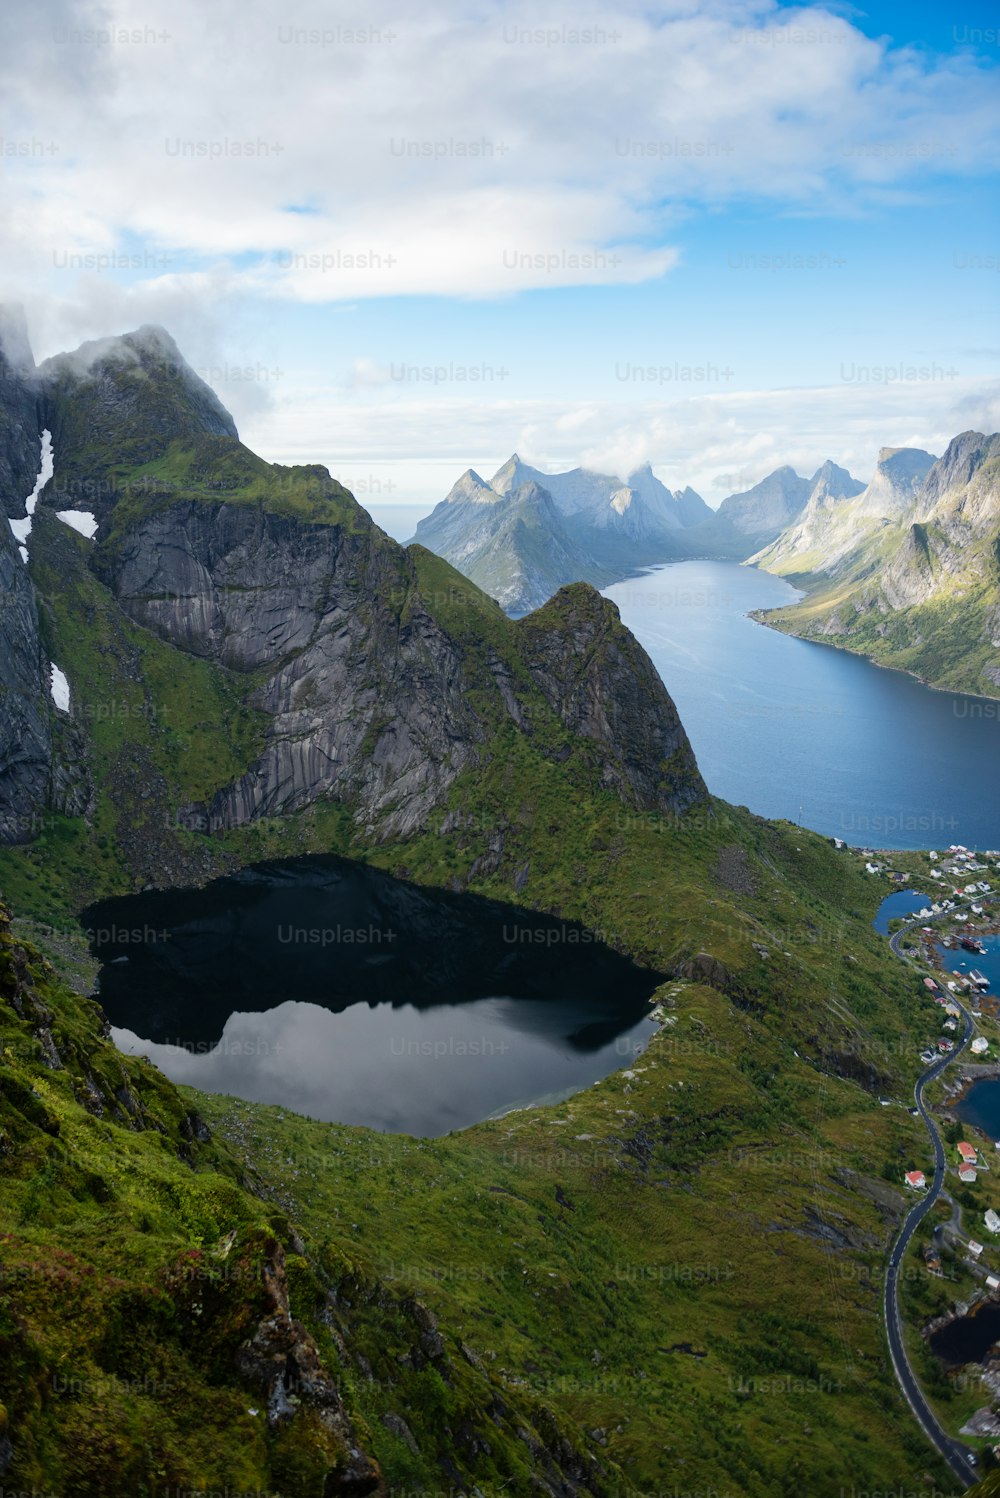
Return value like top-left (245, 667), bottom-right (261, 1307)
top-left (746, 601), bottom-right (1000, 708)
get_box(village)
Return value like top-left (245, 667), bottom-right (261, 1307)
top-left (864, 842), bottom-right (1000, 1451)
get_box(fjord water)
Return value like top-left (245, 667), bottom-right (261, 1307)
top-left (85, 856), bottom-right (660, 1135)
top-left (603, 561), bottom-right (1000, 849)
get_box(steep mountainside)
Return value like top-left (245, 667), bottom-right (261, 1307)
top-left (0, 307), bottom-right (42, 520)
top-left (408, 470), bottom-right (610, 614)
top-left (0, 506), bottom-right (52, 843)
top-left (754, 434), bottom-right (1000, 697)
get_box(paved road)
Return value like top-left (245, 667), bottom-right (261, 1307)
top-left (883, 910), bottom-right (980, 1487)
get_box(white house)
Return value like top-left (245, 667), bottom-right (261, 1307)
top-left (972, 1036), bottom-right (990, 1055)
top-left (986, 1208), bottom-right (1000, 1234)
top-left (969, 1240), bottom-right (984, 1257)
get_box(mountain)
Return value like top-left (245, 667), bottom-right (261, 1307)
top-left (713, 464), bottom-right (813, 552)
top-left (0, 306), bottom-right (41, 520)
top-left (748, 449), bottom-right (921, 578)
top-left (1, 316), bottom-right (705, 876)
top-left (0, 314), bottom-right (971, 1493)
top-left (410, 469), bottom-right (611, 614)
top-left (754, 434), bottom-right (1000, 697)
top-left (415, 455), bottom-right (725, 615)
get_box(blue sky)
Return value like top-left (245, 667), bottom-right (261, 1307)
top-left (1, 0), bottom-right (997, 505)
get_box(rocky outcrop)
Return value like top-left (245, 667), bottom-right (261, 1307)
top-left (518, 584), bottom-right (705, 817)
top-left (235, 1243), bottom-right (381, 1493)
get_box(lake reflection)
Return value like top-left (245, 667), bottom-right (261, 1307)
top-left (113, 994), bottom-right (657, 1136)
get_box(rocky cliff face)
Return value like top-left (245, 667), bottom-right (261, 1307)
top-left (853, 445), bottom-right (936, 521)
top-left (0, 307), bottom-right (41, 520)
top-left (100, 497), bottom-right (705, 835)
top-left (0, 512), bottom-right (52, 843)
top-left (518, 584), bottom-right (705, 816)
top-left (103, 499), bottom-right (494, 835)
top-left (0, 312), bottom-right (53, 842)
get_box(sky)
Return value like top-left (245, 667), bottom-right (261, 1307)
top-left (1, 0), bottom-right (998, 509)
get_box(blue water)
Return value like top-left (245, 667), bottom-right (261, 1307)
top-left (873, 891), bottom-right (932, 935)
top-left (955, 1077), bottom-right (1000, 1142)
top-left (937, 934), bottom-right (1000, 993)
top-left (604, 561), bottom-right (1000, 849)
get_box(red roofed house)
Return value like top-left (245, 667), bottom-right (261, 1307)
top-left (958, 1142), bottom-right (978, 1163)
top-left (905, 1170), bottom-right (927, 1190)
top-left (959, 1166), bottom-right (978, 1183)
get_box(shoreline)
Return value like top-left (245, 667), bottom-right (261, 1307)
top-left (747, 603), bottom-right (1000, 708)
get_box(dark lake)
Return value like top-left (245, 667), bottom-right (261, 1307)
top-left (931, 1302), bottom-right (1000, 1368)
top-left (82, 855), bottom-right (661, 1136)
top-left (603, 561), bottom-right (1000, 850)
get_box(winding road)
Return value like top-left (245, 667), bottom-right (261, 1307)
top-left (883, 906), bottom-right (981, 1487)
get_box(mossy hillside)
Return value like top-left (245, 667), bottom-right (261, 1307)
top-left (0, 908), bottom-right (627, 1495)
top-left (192, 965), bottom-right (946, 1497)
top-left (0, 748), bottom-right (964, 1489)
top-left (39, 327), bottom-right (237, 506)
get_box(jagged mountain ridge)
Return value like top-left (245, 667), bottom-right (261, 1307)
top-left (749, 445), bottom-right (933, 579)
top-left (415, 452), bottom-right (864, 616)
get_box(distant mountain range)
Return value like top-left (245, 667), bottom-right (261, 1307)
top-left (411, 436), bottom-right (1000, 698)
top-left (752, 433), bottom-right (1000, 699)
top-left (413, 453), bottom-right (863, 615)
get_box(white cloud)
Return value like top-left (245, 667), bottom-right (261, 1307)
top-left (0, 0), bottom-right (996, 309)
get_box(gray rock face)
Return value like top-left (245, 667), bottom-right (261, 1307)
top-left (106, 501), bottom-right (488, 835)
top-left (853, 445), bottom-right (936, 521)
top-left (104, 503), bottom-right (705, 836)
top-left (0, 514), bottom-right (52, 843)
top-left (715, 466), bottom-right (812, 541)
top-left (0, 306), bottom-right (41, 520)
